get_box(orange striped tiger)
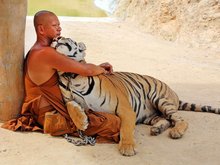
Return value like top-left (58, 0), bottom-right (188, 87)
top-left (51, 36), bottom-right (220, 156)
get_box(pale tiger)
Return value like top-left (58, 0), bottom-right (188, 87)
top-left (51, 36), bottom-right (220, 156)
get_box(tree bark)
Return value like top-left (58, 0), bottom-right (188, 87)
top-left (0, 0), bottom-right (27, 121)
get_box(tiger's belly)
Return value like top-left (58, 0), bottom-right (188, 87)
top-left (81, 95), bottom-right (158, 124)
top-left (130, 99), bottom-right (158, 124)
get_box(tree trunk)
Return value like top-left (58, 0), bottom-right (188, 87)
top-left (0, 0), bottom-right (27, 121)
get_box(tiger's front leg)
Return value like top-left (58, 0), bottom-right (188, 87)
top-left (66, 101), bottom-right (88, 131)
top-left (117, 104), bottom-right (136, 156)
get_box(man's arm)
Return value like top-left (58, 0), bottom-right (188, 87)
top-left (41, 47), bottom-right (107, 76)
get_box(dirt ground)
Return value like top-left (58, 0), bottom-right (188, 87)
top-left (1, 17), bottom-right (220, 165)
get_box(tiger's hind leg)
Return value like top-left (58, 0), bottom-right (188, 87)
top-left (159, 101), bottom-right (188, 139)
top-left (66, 101), bottom-right (88, 131)
top-left (168, 114), bottom-right (188, 139)
top-left (149, 116), bottom-right (171, 136)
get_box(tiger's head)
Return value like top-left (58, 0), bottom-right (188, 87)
top-left (51, 36), bottom-right (86, 63)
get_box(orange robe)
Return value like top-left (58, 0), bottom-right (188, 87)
top-left (1, 56), bottom-right (120, 143)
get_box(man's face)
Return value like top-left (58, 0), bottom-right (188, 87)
top-left (43, 15), bottom-right (62, 39)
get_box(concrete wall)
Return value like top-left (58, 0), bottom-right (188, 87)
top-left (0, 0), bottom-right (27, 121)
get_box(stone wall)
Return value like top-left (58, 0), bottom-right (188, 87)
top-left (114, 0), bottom-right (220, 49)
top-left (0, 0), bottom-right (27, 121)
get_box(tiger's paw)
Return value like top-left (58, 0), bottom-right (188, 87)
top-left (169, 121), bottom-right (188, 139)
top-left (150, 126), bottom-right (162, 136)
top-left (119, 141), bottom-right (136, 156)
top-left (150, 119), bottom-right (171, 136)
top-left (66, 102), bottom-right (88, 131)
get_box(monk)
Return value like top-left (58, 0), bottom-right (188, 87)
top-left (2, 10), bottom-right (120, 143)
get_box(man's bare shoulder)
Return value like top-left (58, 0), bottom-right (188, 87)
top-left (29, 45), bottom-right (68, 68)
top-left (30, 46), bottom-right (55, 55)
top-left (29, 46), bottom-right (59, 61)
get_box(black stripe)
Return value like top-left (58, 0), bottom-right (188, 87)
top-left (81, 77), bottom-right (95, 95)
top-left (123, 74), bottom-right (142, 114)
top-left (201, 106), bottom-right (213, 112)
top-left (161, 101), bottom-right (168, 107)
top-left (157, 80), bottom-right (164, 95)
top-left (142, 77), bottom-right (152, 99)
top-left (190, 104), bottom-right (196, 111)
top-left (114, 97), bottom-right (119, 114)
top-left (136, 100), bottom-right (141, 118)
top-left (140, 83), bottom-right (146, 100)
top-left (133, 100), bottom-right (137, 112)
top-left (154, 98), bottom-right (160, 110)
top-left (62, 72), bottom-right (78, 79)
top-left (207, 106), bottom-right (212, 112)
top-left (100, 93), bottom-right (106, 106)
top-left (59, 81), bottom-right (70, 91)
top-left (114, 73), bottom-right (139, 111)
top-left (99, 78), bottom-right (102, 97)
top-left (201, 106), bottom-right (208, 112)
top-left (126, 74), bottom-right (142, 89)
top-left (151, 90), bottom-right (157, 104)
top-left (182, 103), bottom-right (188, 110)
top-left (65, 42), bottom-right (72, 51)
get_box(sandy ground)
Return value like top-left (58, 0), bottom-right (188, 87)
top-left (1, 17), bottom-right (220, 165)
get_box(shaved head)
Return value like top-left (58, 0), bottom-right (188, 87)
top-left (33, 10), bottom-right (61, 41)
top-left (33, 10), bottom-right (56, 30)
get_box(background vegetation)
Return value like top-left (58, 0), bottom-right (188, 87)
top-left (28, 0), bottom-right (106, 17)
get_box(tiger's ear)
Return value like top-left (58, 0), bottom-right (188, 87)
top-left (50, 36), bottom-right (63, 48)
top-left (50, 40), bottom-right (57, 48)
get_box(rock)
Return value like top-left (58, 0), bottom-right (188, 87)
top-left (114, 0), bottom-right (220, 50)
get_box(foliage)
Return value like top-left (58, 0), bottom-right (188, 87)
top-left (28, 0), bottom-right (106, 17)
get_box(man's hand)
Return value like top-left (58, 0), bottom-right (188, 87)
top-left (99, 62), bottom-right (113, 74)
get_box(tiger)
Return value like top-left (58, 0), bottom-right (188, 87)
top-left (51, 36), bottom-right (220, 156)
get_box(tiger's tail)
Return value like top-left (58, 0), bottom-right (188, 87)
top-left (178, 100), bottom-right (220, 114)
